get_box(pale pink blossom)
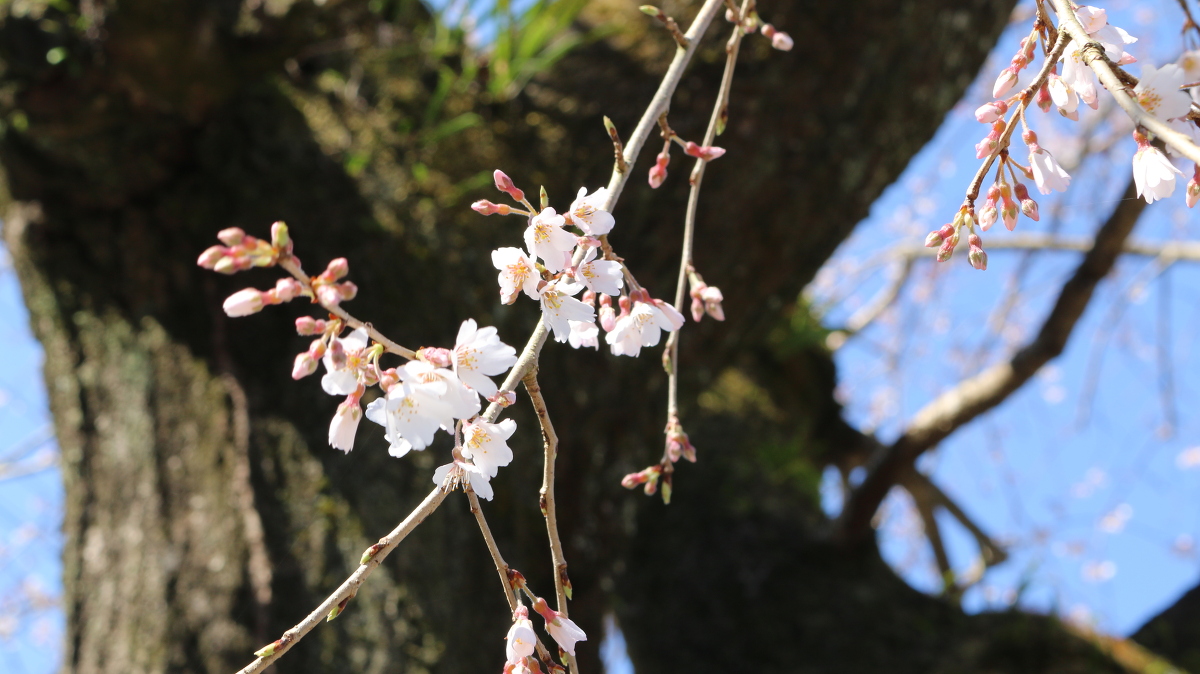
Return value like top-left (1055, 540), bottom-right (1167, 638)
top-left (993, 67), bottom-right (1018, 99)
top-left (365, 362), bottom-right (478, 456)
top-left (1132, 145), bottom-right (1182, 204)
top-left (1061, 43), bottom-right (1099, 109)
top-left (322, 328), bottom-right (371, 396)
top-left (492, 247), bottom-right (541, 304)
top-left (1073, 5), bottom-right (1107, 33)
top-left (604, 298), bottom-right (680, 357)
top-left (1134, 63), bottom-right (1192, 121)
top-left (505, 607), bottom-right (537, 664)
top-left (533, 597), bottom-right (587, 656)
top-left (461, 418), bottom-right (517, 478)
top-left (329, 397), bottom-right (363, 452)
top-left (453, 319), bottom-right (517, 398)
top-left (573, 247), bottom-right (624, 296)
top-left (1047, 74), bottom-right (1078, 116)
top-left (539, 280), bottom-right (595, 343)
top-left (974, 100), bottom-right (1008, 124)
top-left (1026, 133), bottom-right (1071, 195)
top-left (567, 187), bottom-right (615, 236)
top-left (524, 208), bottom-right (577, 273)
top-left (567, 320), bottom-right (600, 349)
top-left (432, 456), bottom-right (494, 500)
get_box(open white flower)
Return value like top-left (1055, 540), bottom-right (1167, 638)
top-left (539, 280), bottom-right (595, 342)
top-left (566, 187), bottom-right (615, 236)
top-left (574, 247), bottom-right (623, 296)
top-left (524, 208), bottom-right (577, 273)
top-left (533, 597), bottom-right (587, 656)
top-left (492, 247), bottom-right (540, 305)
top-left (461, 418), bottom-right (516, 478)
top-left (1047, 74), bottom-right (1079, 116)
top-left (453, 319), bottom-right (517, 398)
top-left (328, 398), bottom-right (362, 452)
top-left (1029, 145), bottom-right (1071, 194)
top-left (1132, 145), bottom-right (1182, 204)
top-left (1134, 63), bottom-right (1192, 121)
top-left (505, 610), bottom-right (537, 664)
top-left (1061, 42), bottom-right (1100, 109)
top-left (322, 328), bottom-right (371, 395)
top-left (567, 320), bottom-right (600, 350)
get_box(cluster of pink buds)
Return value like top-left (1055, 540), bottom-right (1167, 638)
top-left (683, 141), bottom-right (726, 162)
top-left (664, 415), bottom-right (696, 463)
top-left (924, 206), bottom-right (986, 270)
top-left (621, 464), bottom-right (662, 496)
top-left (197, 222), bottom-right (291, 274)
top-left (291, 316), bottom-right (343, 380)
top-left (649, 124), bottom-right (726, 189)
top-left (993, 34), bottom-right (1037, 98)
top-left (310, 257), bottom-right (358, 308)
top-left (687, 272), bottom-right (724, 322)
top-left (648, 152), bottom-right (670, 188)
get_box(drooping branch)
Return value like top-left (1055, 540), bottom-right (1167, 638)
top-left (835, 178), bottom-right (1146, 543)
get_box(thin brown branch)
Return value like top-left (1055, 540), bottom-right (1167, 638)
top-left (834, 179), bottom-right (1146, 544)
top-left (236, 486), bottom-right (448, 674)
top-left (896, 233), bottom-right (1200, 261)
top-left (522, 371), bottom-right (570, 612)
top-left (467, 488), bottom-right (520, 612)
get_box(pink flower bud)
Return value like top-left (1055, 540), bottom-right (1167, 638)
top-left (273, 277), bottom-right (303, 302)
top-left (648, 162), bottom-right (667, 188)
top-left (691, 296), bottom-right (705, 322)
top-left (296, 316), bottom-right (320, 335)
top-left (771, 31), bottom-right (793, 51)
top-left (316, 284), bottom-right (342, 307)
top-left (471, 199), bottom-right (511, 215)
top-left (270, 221), bottom-right (290, 249)
top-left (418, 347), bottom-right (453, 368)
top-left (1188, 167), bottom-right (1200, 208)
top-left (974, 100), bottom-right (1008, 124)
top-left (760, 22), bottom-right (776, 38)
top-left (683, 141), bottom-right (726, 161)
top-left (292, 352), bottom-right (318, 380)
top-left (222, 288), bottom-right (265, 317)
top-left (968, 236), bottom-right (988, 271)
top-left (618, 295), bottom-right (631, 314)
top-left (621, 471), bottom-right (648, 488)
top-left (936, 239), bottom-right (956, 263)
top-left (337, 281), bottom-right (358, 302)
top-left (217, 227), bottom-right (246, 246)
top-left (493, 169), bottom-right (525, 202)
top-left (599, 300), bottom-right (616, 331)
top-left (325, 257), bottom-right (350, 281)
top-left (725, 8), bottom-right (737, 22)
top-left (924, 230), bottom-right (944, 248)
top-left (1035, 82), bottom-right (1052, 113)
top-left (700, 286), bottom-right (724, 321)
top-left (328, 338), bottom-right (347, 370)
top-left (379, 368), bottom-right (399, 391)
top-left (307, 338), bottom-right (327, 360)
top-left (993, 67), bottom-right (1018, 98)
top-left (581, 290), bottom-right (596, 306)
top-left (197, 245), bottom-right (226, 269)
top-left (979, 203), bottom-right (998, 231)
top-left (213, 256), bottom-right (238, 275)
top-left (1021, 129), bottom-right (1038, 146)
top-left (1014, 183), bottom-right (1039, 221)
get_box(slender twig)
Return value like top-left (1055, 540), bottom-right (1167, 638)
top-left (1050, 0), bottom-right (1200, 164)
top-left (665, 1), bottom-right (749, 421)
top-left (893, 233), bottom-right (1200, 261)
top-left (467, 488), bottom-right (519, 612)
top-left (236, 486), bottom-right (449, 674)
top-left (522, 371), bottom-right (570, 612)
top-left (278, 255), bottom-right (417, 359)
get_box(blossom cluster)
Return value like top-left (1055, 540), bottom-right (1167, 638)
top-left (198, 222), bottom-right (522, 501)
top-left (475, 171), bottom-right (695, 356)
top-left (929, 3), bottom-right (1200, 267)
top-left (502, 589), bottom-right (587, 673)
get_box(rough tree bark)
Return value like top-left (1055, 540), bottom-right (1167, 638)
top-left (0, 0), bottom-right (1159, 672)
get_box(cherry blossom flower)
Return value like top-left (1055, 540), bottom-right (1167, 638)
top-left (974, 100), bottom-right (1008, 124)
top-left (567, 187), bottom-right (615, 236)
top-left (1132, 144), bottom-right (1182, 204)
top-left (1047, 74), bottom-right (1079, 119)
top-left (604, 296), bottom-right (681, 357)
top-left (539, 280), bottom-right (595, 343)
top-left (453, 319), bottom-right (517, 398)
top-left (1061, 43), bottom-right (1100, 109)
top-left (993, 67), bottom-right (1018, 99)
top-left (524, 208), bottom-right (577, 273)
top-left (322, 328), bottom-right (372, 396)
top-left (461, 418), bottom-right (517, 478)
top-left (366, 362), bottom-right (478, 456)
top-left (573, 247), bottom-right (623, 296)
top-left (532, 597), bottom-right (587, 656)
top-left (1134, 64), bottom-right (1192, 121)
top-left (329, 395), bottom-right (363, 452)
top-left (567, 320), bottom-right (600, 349)
top-left (505, 607), bottom-right (537, 664)
top-left (1025, 131), bottom-right (1071, 195)
top-left (1091, 23), bottom-right (1137, 65)
top-left (432, 455), bottom-right (495, 500)
top-left (223, 288), bottom-right (264, 317)
top-left (493, 247), bottom-right (541, 305)
top-left (1073, 5), bottom-right (1107, 32)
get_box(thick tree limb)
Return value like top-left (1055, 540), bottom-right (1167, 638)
top-left (835, 179), bottom-right (1146, 543)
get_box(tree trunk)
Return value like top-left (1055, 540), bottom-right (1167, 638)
top-left (0, 0), bottom-right (1146, 672)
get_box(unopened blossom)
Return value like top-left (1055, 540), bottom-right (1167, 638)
top-left (1061, 43), bottom-right (1100, 109)
top-left (1132, 144), bottom-right (1182, 204)
top-left (574, 247), bottom-right (624, 296)
top-left (295, 316), bottom-right (327, 335)
top-left (525, 208), bottom-right (577, 273)
top-left (597, 294), bottom-right (617, 332)
top-left (532, 597), bottom-right (587, 656)
top-left (432, 456), bottom-right (495, 500)
top-left (967, 233), bottom-right (987, 271)
top-left (494, 170), bottom-right (525, 202)
top-left (648, 152), bottom-right (669, 188)
top-left (1047, 75), bottom-right (1079, 118)
top-left (329, 395), bottom-right (363, 452)
top-left (974, 100), bottom-right (1008, 124)
top-left (472, 200), bottom-right (512, 216)
top-left (461, 418), bottom-right (517, 478)
top-left (567, 187), bottom-right (615, 236)
top-left (993, 67), bottom-right (1018, 99)
top-left (453, 319), bottom-right (517, 398)
top-left (1026, 131), bottom-right (1071, 195)
top-left (567, 320), bottom-right (600, 349)
top-left (978, 184), bottom-right (999, 231)
top-left (492, 247), bottom-right (541, 304)
top-left (322, 328), bottom-right (372, 396)
top-left (505, 606), bottom-right (537, 664)
top-left (293, 352), bottom-right (318, 380)
top-left (223, 288), bottom-right (264, 317)
top-left (683, 141), bottom-right (726, 161)
top-left (770, 31), bottom-right (793, 51)
top-left (975, 121), bottom-right (1004, 159)
top-left (539, 280), bottom-right (595, 343)
top-left (1134, 64), bottom-right (1191, 121)
top-left (1186, 165), bottom-right (1200, 208)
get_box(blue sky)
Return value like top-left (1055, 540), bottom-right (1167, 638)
top-left (3, 0), bottom-right (1200, 672)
